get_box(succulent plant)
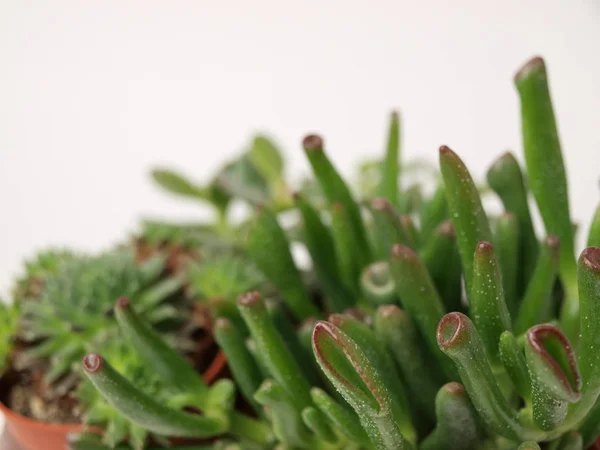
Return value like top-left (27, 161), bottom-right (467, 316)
top-left (19, 246), bottom-right (183, 384)
top-left (81, 55), bottom-right (600, 450)
top-left (0, 300), bottom-right (19, 375)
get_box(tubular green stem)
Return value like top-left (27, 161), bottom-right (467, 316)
top-left (369, 197), bottom-right (411, 259)
top-left (295, 192), bottom-right (355, 312)
top-left (514, 235), bottom-right (560, 335)
top-left (82, 354), bottom-right (228, 438)
top-left (439, 146), bottom-right (493, 290)
top-left (254, 379), bottom-right (314, 449)
top-left (303, 134), bottom-right (372, 266)
top-left (375, 305), bottom-right (440, 418)
top-left (214, 318), bottom-right (263, 414)
top-left (312, 321), bottom-right (413, 450)
top-left (588, 205), bottom-right (600, 247)
top-left (380, 111), bottom-right (401, 206)
top-left (310, 387), bottom-right (372, 447)
top-left (578, 397), bottom-right (600, 447)
top-left (470, 241), bottom-right (512, 366)
top-left (499, 331), bottom-right (532, 403)
top-left (400, 215), bottom-right (419, 249)
top-left (419, 184), bottom-right (448, 242)
top-left (437, 313), bottom-right (542, 442)
top-left (420, 382), bottom-right (485, 450)
top-left (514, 56), bottom-right (578, 340)
top-left (420, 220), bottom-right (463, 313)
top-left (487, 152), bottom-right (539, 293)
top-left (331, 202), bottom-right (362, 293)
top-left (238, 292), bottom-right (313, 411)
top-left (301, 406), bottom-right (337, 443)
top-left (495, 213), bottom-right (520, 317)
top-left (550, 431), bottom-right (584, 450)
top-left (114, 297), bottom-right (208, 400)
top-left (246, 205), bottom-right (318, 320)
top-left (577, 247), bottom-right (600, 393)
top-left (390, 244), bottom-right (457, 380)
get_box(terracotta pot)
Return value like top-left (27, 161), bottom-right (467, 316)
top-left (0, 350), bottom-right (227, 450)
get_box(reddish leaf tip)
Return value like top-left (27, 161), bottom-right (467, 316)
top-left (377, 304), bottom-right (401, 319)
top-left (442, 381), bottom-right (465, 395)
top-left (579, 247), bottom-right (600, 273)
top-left (546, 234), bottom-right (560, 251)
top-left (514, 56), bottom-right (546, 83)
top-left (214, 317), bottom-right (231, 330)
top-left (476, 240), bottom-right (494, 253)
top-left (303, 134), bottom-right (324, 151)
top-left (527, 324), bottom-right (582, 395)
top-left (83, 353), bottom-right (103, 373)
top-left (238, 290), bottom-right (262, 307)
top-left (328, 313), bottom-right (345, 327)
top-left (437, 312), bottom-right (468, 349)
top-left (115, 296), bottom-right (131, 309)
top-left (438, 220), bottom-right (455, 238)
top-left (370, 197), bottom-right (390, 211)
top-left (390, 243), bottom-right (416, 260)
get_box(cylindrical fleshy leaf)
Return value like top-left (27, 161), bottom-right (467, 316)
top-left (238, 292), bottom-right (312, 410)
top-left (515, 235), bottom-right (560, 334)
top-left (82, 354), bottom-right (228, 438)
top-left (380, 111), bottom-right (401, 206)
top-left (312, 321), bottom-right (413, 450)
top-left (419, 184), bottom-right (449, 242)
top-left (495, 213), bottom-right (520, 316)
top-left (578, 398), bottom-right (600, 448)
top-left (295, 192), bottom-right (354, 312)
top-left (420, 220), bottom-right (463, 313)
top-left (369, 197), bottom-right (410, 259)
top-left (518, 442), bottom-right (541, 450)
top-left (246, 205), bottom-right (318, 319)
top-left (437, 313), bottom-right (538, 441)
top-left (254, 379), bottom-right (314, 449)
top-left (301, 406), bottom-right (337, 443)
top-left (400, 214), bottom-right (419, 249)
top-left (303, 134), bottom-right (372, 265)
top-left (499, 331), bottom-right (532, 403)
top-left (439, 146), bottom-right (493, 290)
top-left (331, 202), bottom-right (362, 293)
top-left (360, 261), bottom-right (397, 306)
top-left (420, 382), bottom-right (485, 450)
top-left (375, 305), bottom-right (441, 418)
top-left (588, 205), bottom-right (600, 247)
top-left (514, 56), bottom-right (578, 339)
top-left (552, 431), bottom-right (584, 450)
top-left (525, 324), bottom-right (581, 431)
top-left (310, 387), bottom-right (371, 447)
top-left (487, 152), bottom-right (539, 294)
top-left (577, 247), bottom-right (600, 394)
top-left (114, 297), bottom-right (208, 400)
top-left (329, 313), bottom-right (416, 444)
top-left (390, 244), bottom-right (456, 379)
top-left (470, 241), bottom-right (512, 366)
top-left (214, 318), bottom-right (263, 414)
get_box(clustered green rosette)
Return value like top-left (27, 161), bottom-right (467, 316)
top-left (77, 55), bottom-right (600, 450)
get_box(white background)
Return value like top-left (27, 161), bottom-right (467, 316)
top-left (1, 0), bottom-right (599, 298)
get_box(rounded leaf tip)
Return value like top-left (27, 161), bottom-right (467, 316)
top-left (476, 240), bottom-right (494, 253)
top-left (579, 247), bottom-right (600, 273)
top-left (437, 312), bottom-right (467, 349)
top-left (238, 290), bottom-right (262, 306)
top-left (514, 56), bottom-right (546, 83)
top-left (370, 197), bottom-right (390, 211)
top-left (116, 296), bottom-right (131, 309)
top-left (83, 353), bottom-right (103, 373)
top-left (302, 134), bottom-right (324, 151)
top-left (442, 381), bottom-right (465, 395)
top-left (390, 243), bottom-right (417, 260)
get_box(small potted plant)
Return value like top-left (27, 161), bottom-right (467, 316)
top-left (0, 245), bottom-right (227, 450)
top-left (78, 56), bottom-right (600, 449)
